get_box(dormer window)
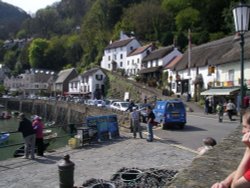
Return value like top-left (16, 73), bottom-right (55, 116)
top-left (130, 46), bottom-right (133, 51)
top-left (96, 74), bottom-right (103, 81)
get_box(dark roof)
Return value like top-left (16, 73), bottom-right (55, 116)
top-left (69, 76), bottom-right (79, 83)
top-left (164, 55), bottom-right (183, 69)
top-left (105, 38), bottom-right (134, 50)
top-left (173, 32), bottom-right (250, 71)
top-left (55, 68), bottom-right (76, 83)
top-left (138, 66), bottom-right (162, 74)
top-left (80, 68), bottom-right (105, 78)
top-left (142, 46), bottom-right (174, 62)
top-left (127, 44), bottom-right (152, 56)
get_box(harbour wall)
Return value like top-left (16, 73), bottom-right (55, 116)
top-left (0, 98), bottom-right (130, 131)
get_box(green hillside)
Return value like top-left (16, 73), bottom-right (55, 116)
top-left (0, 0), bottom-right (247, 75)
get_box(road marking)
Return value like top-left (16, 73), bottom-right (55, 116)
top-left (143, 132), bottom-right (199, 154)
top-left (170, 144), bottom-right (199, 154)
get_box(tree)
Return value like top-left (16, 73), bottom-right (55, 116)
top-left (175, 7), bottom-right (200, 32)
top-left (33, 8), bottom-right (61, 38)
top-left (3, 50), bottom-right (16, 71)
top-left (28, 38), bottom-right (49, 68)
top-left (117, 1), bottom-right (171, 42)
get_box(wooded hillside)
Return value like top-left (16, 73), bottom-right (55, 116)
top-left (0, 0), bottom-right (248, 75)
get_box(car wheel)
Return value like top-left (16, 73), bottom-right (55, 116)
top-left (179, 123), bottom-right (185, 129)
top-left (162, 123), bottom-right (169, 130)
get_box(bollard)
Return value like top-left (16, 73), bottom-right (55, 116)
top-left (58, 154), bottom-right (75, 188)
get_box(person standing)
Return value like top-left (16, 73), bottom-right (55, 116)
top-left (205, 96), bottom-right (209, 114)
top-left (17, 113), bottom-right (36, 159)
top-left (216, 102), bottom-right (224, 123)
top-left (131, 107), bottom-right (143, 139)
top-left (226, 100), bottom-right (236, 121)
top-left (32, 115), bottom-right (45, 156)
top-left (146, 106), bottom-right (155, 142)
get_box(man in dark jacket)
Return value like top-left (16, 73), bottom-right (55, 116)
top-left (18, 113), bottom-right (36, 159)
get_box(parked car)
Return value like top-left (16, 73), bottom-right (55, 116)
top-left (153, 100), bottom-right (186, 129)
top-left (85, 99), bottom-right (96, 106)
top-left (104, 99), bottom-right (120, 108)
top-left (110, 101), bottom-right (130, 111)
top-left (95, 100), bottom-right (106, 107)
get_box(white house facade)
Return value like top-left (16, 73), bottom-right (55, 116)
top-left (4, 69), bottom-right (55, 96)
top-left (100, 32), bottom-right (141, 72)
top-left (168, 32), bottom-right (250, 100)
top-left (68, 68), bottom-right (106, 99)
top-left (125, 44), bottom-right (153, 76)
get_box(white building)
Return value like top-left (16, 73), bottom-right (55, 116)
top-left (68, 68), bottom-right (106, 99)
top-left (125, 44), bottom-right (153, 76)
top-left (4, 69), bottom-right (55, 96)
top-left (168, 32), bottom-right (250, 101)
top-left (100, 31), bottom-right (141, 72)
top-left (138, 46), bottom-right (182, 84)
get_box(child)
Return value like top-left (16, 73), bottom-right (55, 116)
top-left (197, 137), bottom-right (217, 155)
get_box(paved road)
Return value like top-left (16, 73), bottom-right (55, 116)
top-left (153, 112), bottom-right (239, 151)
top-left (0, 132), bottom-right (196, 188)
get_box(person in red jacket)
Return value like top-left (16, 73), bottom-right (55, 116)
top-left (32, 115), bottom-right (45, 156)
top-left (211, 108), bottom-right (250, 188)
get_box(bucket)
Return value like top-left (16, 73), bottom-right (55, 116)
top-left (91, 182), bottom-right (115, 188)
top-left (68, 138), bottom-right (80, 149)
top-left (120, 169), bottom-right (142, 183)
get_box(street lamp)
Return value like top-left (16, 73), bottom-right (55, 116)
top-left (233, 1), bottom-right (250, 122)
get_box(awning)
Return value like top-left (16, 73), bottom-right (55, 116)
top-left (200, 87), bottom-right (240, 96)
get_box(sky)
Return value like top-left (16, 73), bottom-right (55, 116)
top-left (2, 0), bottom-right (60, 14)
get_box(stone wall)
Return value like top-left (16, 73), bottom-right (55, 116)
top-left (166, 125), bottom-right (244, 188)
top-left (0, 99), bottom-right (131, 131)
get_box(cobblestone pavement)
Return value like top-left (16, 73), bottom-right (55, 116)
top-left (0, 132), bottom-right (196, 188)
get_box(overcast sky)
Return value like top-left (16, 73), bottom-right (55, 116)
top-left (2, 0), bottom-right (60, 14)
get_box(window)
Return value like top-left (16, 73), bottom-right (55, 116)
top-left (137, 58), bottom-right (139, 63)
top-left (108, 64), bottom-right (110, 69)
top-left (96, 74), bottom-right (103, 81)
top-left (228, 70), bottom-right (234, 81)
top-left (96, 84), bottom-right (99, 89)
top-left (132, 60), bottom-right (134, 65)
top-left (155, 60), bottom-right (158, 66)
top-left (127, 61), bottom-right (130, 66)
top-left (114, 54), bottom-right (116, 60)
top-left (108, 56), bottom-right (111, 61)
top-left (130, 46), bottom-right (133, 51)
top-left (85, 76), bottom-right (89, 83)
top-left (120, 62), bottom-right (123, 67)
top-left (150, 61), bottom-right (153, 67)
top-left (120, 54), bottom-right (123, 59)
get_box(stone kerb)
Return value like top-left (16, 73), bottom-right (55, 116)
top-left (167, 125), bottom-right (244, 188)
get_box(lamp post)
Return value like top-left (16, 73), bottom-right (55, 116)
top-left (233, 1), bottom-right (250, 122)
